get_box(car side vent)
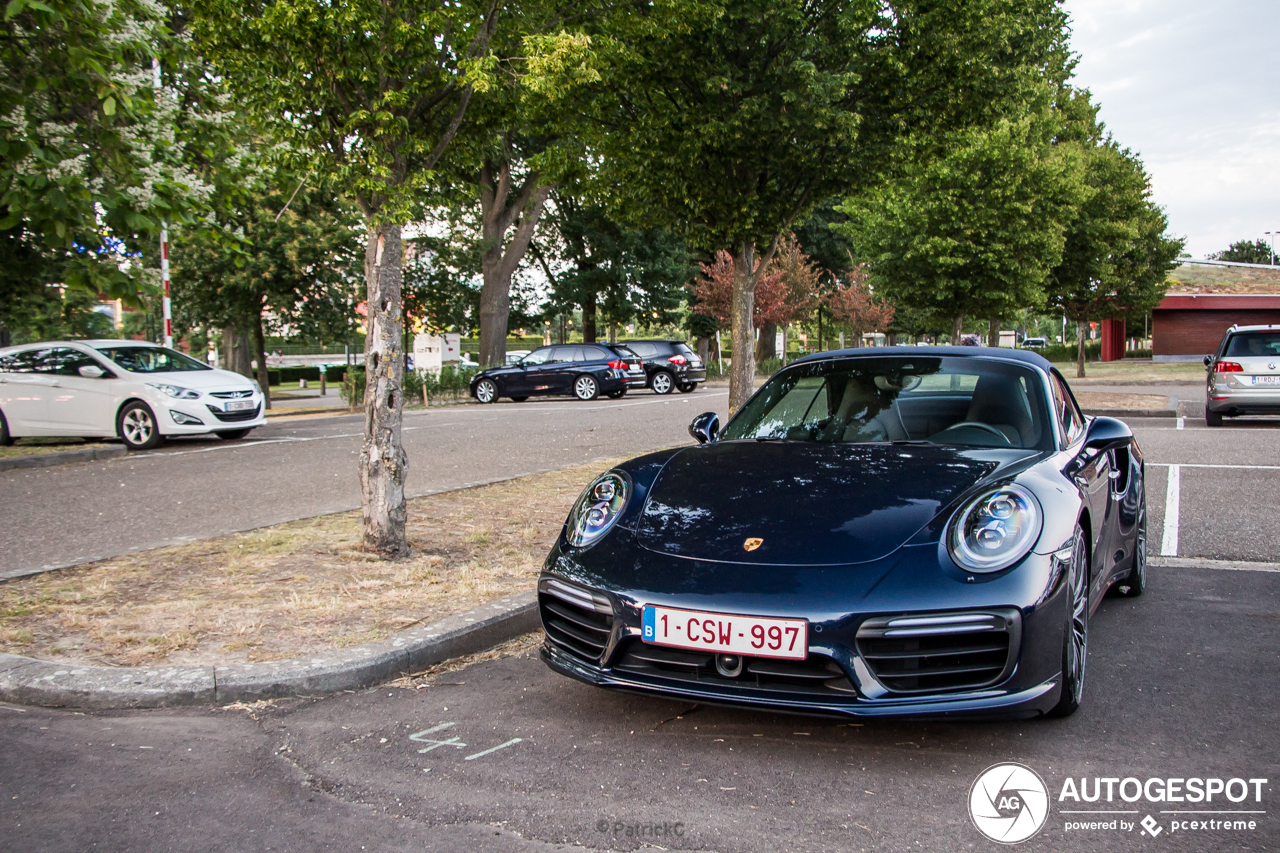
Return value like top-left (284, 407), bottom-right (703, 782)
top-left (856, 609), bottom-right (1019, 695)
top-left (539, 579), bottom-right (614, 663)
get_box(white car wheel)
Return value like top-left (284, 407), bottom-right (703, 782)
top-left (651, 370), bottom-right (674, 395)
top-left (574, 375), bottom-right (599, 401)
top-left (118, 402), bottom-right (163, 450)
top-left (474, 378), bottom-right (498, 404)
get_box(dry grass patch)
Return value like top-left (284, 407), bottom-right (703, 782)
top-left (0, 437), bottom-right (116, 459)
top-left (1073, 392), bottom-right (1170, 412)
top-left (0, 457), bottom-right (628, 668)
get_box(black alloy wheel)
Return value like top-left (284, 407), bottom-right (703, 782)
top-left (1117, 507), bottom-right (1146, 597)
top-left (1205, 409), bottom-right (1223, 427)
top-left (0, 409), bottom-right (12, 447)
top-left (573, 375), bottom-right (599, 401)
top-left (217, 429), bottom-right (252, 441)
top-left (1048, 526), bottom-right (1089, 717)
top-left (651, 370), bottom-right (675, 395)
top-left (474, 378), bottom-right (498, 404)
top-left (117, 401), bottom-right (163, 450)
top-left (606, 389), bottom-right (626, 399)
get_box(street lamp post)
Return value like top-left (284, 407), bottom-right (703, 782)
top-left (1266, 231), bottom-right (1276, 267)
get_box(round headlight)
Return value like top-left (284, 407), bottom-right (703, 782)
top-left (948, 484), bottom-right (1042, 572)
top-left (566, 471), bottom-right (631, 548)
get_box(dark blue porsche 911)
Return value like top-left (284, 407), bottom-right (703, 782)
top-left (537, 347), bottom-right (1146, 719)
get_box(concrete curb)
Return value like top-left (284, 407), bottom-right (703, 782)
top-left (1083, 408), bottom-right (1176, 419)
top-left (0, 591), bottom-right (539, 710)
top-left (0, 445), bottom-right (126, 472)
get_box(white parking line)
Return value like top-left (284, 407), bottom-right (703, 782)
top-left (1176, 417), bottom-right (1184, 430)
top-left (1147, 462), bottom-right (1280, 471)
top-left (1161, 464), bottom-right (1180, 557)
top-left (1151, 556), bottom-right (1280, 573)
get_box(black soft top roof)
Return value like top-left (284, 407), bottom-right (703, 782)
top-left (792, 345), bottom-right (1054, 371)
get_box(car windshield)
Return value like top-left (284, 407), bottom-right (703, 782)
top-left (94, 345), bottom-right (211, 373)
top-left (721, 356), bottom-right (1051, 449)
top-left (1225, 332), bottom-right (1280, 357)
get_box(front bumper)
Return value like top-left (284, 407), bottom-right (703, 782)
top-left (536, 538), bottom-right (1072, 720)
top-left (158, 394), bottom-right (266, 435)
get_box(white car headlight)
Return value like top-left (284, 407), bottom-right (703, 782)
top-left (566, 471), bottom-right (631, 548)
top-left (948, 484), bottom-right (1042, 572)
top-left (251, 379), bottom-right (262, 394)
top-left (148, 382), bottom-right (200, 400)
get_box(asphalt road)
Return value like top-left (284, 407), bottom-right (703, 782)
top-left (2, 561), bottom-right (1277, 852)
top-left (0, 389), bottom-right (731, 578)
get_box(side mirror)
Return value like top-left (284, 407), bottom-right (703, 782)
top-left (689, 412), bottom-right (720, 444)
top-left (1203, 355), bottom-right (1213, 369)
top-left (78, 364), bottom-right (106, 379)
top-left (1082, 415), bottom-right (1132, 453)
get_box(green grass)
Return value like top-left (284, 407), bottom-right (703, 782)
top-left (0, 437), bottom-right (114, 459)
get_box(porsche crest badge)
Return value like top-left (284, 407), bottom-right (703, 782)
top-left (743, 537), bottom-right (764, 552)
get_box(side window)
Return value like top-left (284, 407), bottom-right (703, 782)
top-left (546, 346), bottom-right (573, 363)
top-left (630, 342), bottom-right (657, 358)
top-left (45, 348), bottom-right (99, 376)
top-left (1051, 375), bottom-right (1085, 445)
top-left (521, 348), bottom-right (552, 366)
top-left (0, 350), bottom-right (41, 373)
top-left (582, 346), bottom-right (610, 362)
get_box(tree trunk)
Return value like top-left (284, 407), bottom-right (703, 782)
top-left (476, 156), bottom-right (552, 368)
top-left (581, 291), bottom-right (597, 343)
top-left (951, 315), bottom-right (964, 345)
top-left (359, 222), bottom-right (410, 558)
top-left (1076, 319), bottom-right (1087, 378)
top-left (755, 321), bottom-right (777, 362)
top-left (987, 318), bottom-right (999, 348)
top-left (222, 325), bottom-right (254, 378)
top-left (695, 335), bottom-right (711, 363)
top-left (728, 243), bottom-right (758, 413)
top-left (253, 310), bottom-right (272, 410)
top-left (780, 325), bottom-right (788, 366)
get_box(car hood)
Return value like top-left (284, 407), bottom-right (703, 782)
top-left (120, 367), bottom-right (256, 391)
top-left (634, 441), bottom-right (1014, 566)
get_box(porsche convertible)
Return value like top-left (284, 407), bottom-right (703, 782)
top-left (537, 347), bottom-right (1146, 719)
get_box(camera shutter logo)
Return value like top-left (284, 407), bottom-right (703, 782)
top-left (969, 763), bottom-right (1050, 844)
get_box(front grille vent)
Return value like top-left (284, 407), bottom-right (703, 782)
top-left (209, 390), bottom-right (253, 399)
top-left (856, 609), bottom-right (1018, 695)
top-left (207, 404), bottom-right (260, 422)
top-left (614, 640), bottom-right (855, 696)
top-left (539, 579), bottom-right (614, 663)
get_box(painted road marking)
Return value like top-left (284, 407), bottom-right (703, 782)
top-left (1147, 463), bottom-right (1280, 471)
top-left (1161, 464), bottom-right (1180, 557)
top-left (1151, 556), bottom-right (1280, 573)
top-left (464, 738), bottom-right (523, 761)
top-left (409, 722), bottom-right (466, 753)
top-left (1177, 417), bottom-right (1184, 430)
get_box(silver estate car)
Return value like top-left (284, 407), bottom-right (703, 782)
top-left (1204, 324), bottom-right (1280, 426)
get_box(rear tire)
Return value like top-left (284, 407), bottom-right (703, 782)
top-left (651, 370), bottom-right (675, 395)
top-left (0, 409), bottom-right (12, 447)
top-left (474, 378), bottom-right (498, 404)
top-left (117, 401), bottom-right (163, 450)
top-left (511, 396), bottom-right (529, 402)
top-left (216, 429), bottom-right (252, 441)
top-left (573, 375), bottom-right (599, 401)
top-left (1205, 408), bottom-right (1223, 427)
top-left (606, 389), bottom-right (627, 399)
top-left (1048, 526), bottom-right (1089, 718)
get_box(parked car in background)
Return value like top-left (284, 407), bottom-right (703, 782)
top-left (623, 340), bottom-right (707, 394)
top-left (469, 343), bottom-right (645, 403)
top-left (0, 340), bottom-right (266, 450)
top-left (1203, 324), bottom-right (1280, 426)
top-left (457, 353), bottom-right (480, 370)
top-left (505, 350), bottom-right (531, 366)
top-left (1021, 337), bottom-right (1048, 349)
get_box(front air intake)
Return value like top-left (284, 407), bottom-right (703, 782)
top-left (538, 578), bottom-right (614, 663)
top-left (856, 609), bottom-right (1019, 694)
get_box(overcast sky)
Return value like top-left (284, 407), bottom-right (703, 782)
top-left (1062, 0), bottom-right (1280, 259)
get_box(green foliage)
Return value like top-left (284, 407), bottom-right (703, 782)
top-left (755, 357), bottom-right (783, 377)
top-left (2, 286), bottom-right (116, 344)
top-left (1210, 239), bottom-right (1274, 265)
top-left (417, 364), bottom-right (478, 403)
top-left (1, 0), bottom-right (232, 305)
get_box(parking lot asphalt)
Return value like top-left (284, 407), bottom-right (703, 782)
top-left (0, 389), bottom-right (731, 578)
top-left (3, 559), bottom-right (1277, 852)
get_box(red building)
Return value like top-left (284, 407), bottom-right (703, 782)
top-left (1152, 294), bottom-right (1280, 359)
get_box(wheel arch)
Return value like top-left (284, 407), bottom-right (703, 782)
top-left (115, 396), bottom-right (158, 435)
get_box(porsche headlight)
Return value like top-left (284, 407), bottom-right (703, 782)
top-left (948, 484), bottom-right (1042, 572)
top-left (566, 471), bottom-right (631, 548)
top-left (147, 382), bottom-right (200, 400)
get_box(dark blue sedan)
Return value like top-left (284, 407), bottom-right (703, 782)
top-left (538, 347), bottom-right (1146, 719)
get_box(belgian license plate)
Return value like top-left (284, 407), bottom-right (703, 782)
top-left (227, 399), bottom-right (255, 411)
top-left (642, 605), bottom-right (807, 660)
top-left (1252, 376), bottom-right (1280, 386)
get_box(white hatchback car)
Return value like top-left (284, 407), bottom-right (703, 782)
top-left (0, 340), bottom-right (266, 450)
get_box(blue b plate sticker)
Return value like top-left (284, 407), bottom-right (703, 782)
top-left (642, 605), bottom-right (656, 641)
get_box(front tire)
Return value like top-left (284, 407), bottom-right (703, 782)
top-left (216, 429), bottom-right (253, 441)
top-left (573, 375), bottom-right (599, 401)
top-left (1048, 526), bottom-right (1089, 718)
top-left (1205, 408), bottom-right (1223, 427)
top-left (117, 401), bottom-right (163, 450)
top-left (511, 396), bottom-right (529, 402)
top-left (474, 378), bottom-right (498, 404)
top-left (0, 409), bottom-right (12, 446)
top-left (606, 389), bottom-right (627, 399)
top-left (677, 381), bottom-right (696, 393)
top-left (651, 370), bottom-right (675, 395)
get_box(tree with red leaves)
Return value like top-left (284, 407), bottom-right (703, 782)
top-left (825, 262), bottom-right (895, 346)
